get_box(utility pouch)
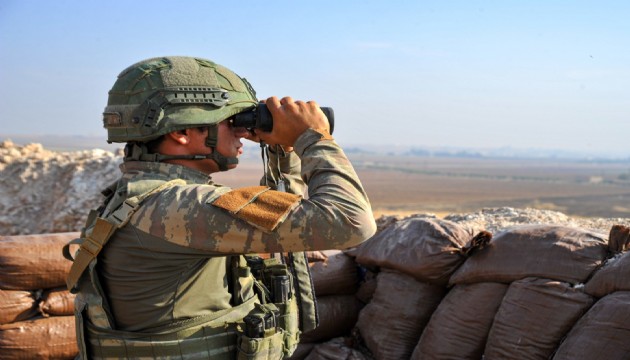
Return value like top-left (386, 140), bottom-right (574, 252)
top-left (237, 303), bottom-right (285, 360)
top-left (237, 331), bottom-right (284, 360)
top-left (274, 297), bottom-right (299, 356)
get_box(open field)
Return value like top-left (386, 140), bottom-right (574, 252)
top-left (4, 134), bottom-right (629, 219)
top-left (214, 154), bottom-right (630, 219)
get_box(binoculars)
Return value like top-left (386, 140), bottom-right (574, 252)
top-left (233, 103), bottom-right (335, 134)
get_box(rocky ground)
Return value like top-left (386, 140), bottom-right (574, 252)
top-left (1, 140), bottom-right (628, 236)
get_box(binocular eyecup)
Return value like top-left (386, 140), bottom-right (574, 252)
top-left (232, 103), bottom-right (334, 134)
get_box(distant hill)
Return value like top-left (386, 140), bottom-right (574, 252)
top-left (1, 134), bottom-right (122, 152)
top-left (2, 134), bottom-right (628, 162)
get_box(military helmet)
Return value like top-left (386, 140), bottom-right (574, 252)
top-left (103, 56), bottom-right (258, 143)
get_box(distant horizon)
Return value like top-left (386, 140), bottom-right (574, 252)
top-left (1, 1), bottom-right (629, 158)
top-left (3, 133), bottom-right (628, 161)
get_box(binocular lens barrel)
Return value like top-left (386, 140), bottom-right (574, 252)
top-left (233, 104), bottom-right (335, 134)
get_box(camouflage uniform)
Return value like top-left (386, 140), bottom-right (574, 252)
top-left (100, 129), bottom-right (375, 331)
top-left (65, 56), bottom-right (376, 359)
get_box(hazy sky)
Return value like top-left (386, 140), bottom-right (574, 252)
top-left (0, 1), bottom-right (628, 156)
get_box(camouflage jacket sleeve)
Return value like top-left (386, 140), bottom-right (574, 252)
top-left (129, 129), bottom-right (376, 253)
top-left (259, 145), bottom-right (306, 196)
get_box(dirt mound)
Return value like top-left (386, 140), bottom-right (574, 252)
top-left (0, 140), bottom-right (122, 235)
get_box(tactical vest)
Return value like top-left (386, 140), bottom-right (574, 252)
top-left (64, 180), bottom-right (319, 359)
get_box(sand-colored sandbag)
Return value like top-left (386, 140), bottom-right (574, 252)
top-left (484, 277), bottom-right (594, 360)
top-left (356, 269), bottom-right (446, 360)
top-left (310, 251), bottom-right (358, 296)
top-left (450, 225), bottom-right (607, 285)
top-left (0, 315), bottom-right (78, 360)
top-left (606, 224), bottom-right (630, 253)
top-left (0, 232), bottom-right (79, 290)
top-left (585, 250), bottom-right (630, 298)
top-left (301, 295), bottom-right (361, 343)
top-left (353, 217), bottom-right (476, 285)
top-left (412, 282), bottom-right (508, 360)
top-left (39, 288), bottom-right (75, 317)
top-left (305, 337), bottom-right (368, 360)
top-left (583, 225), bottom-right (630, 298)
top-left (553, 291), bottom-right (630, 360)
top-left (0, 289), bottom-right (38, 325)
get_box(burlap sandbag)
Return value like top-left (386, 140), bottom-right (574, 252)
top-left (0, 232), bottom-right (79, 290)
top-left (553, 291), bottom-right (630, 359)
top-left (305, 337), bottom-right (368, 360)
top-left (450, 225), bottom-right (607, 285)
top-left (356, 269), bottom-right (446, 360)
top-left (39, 288), bottom-right (75, 317)
top-left (484, 277), bottom-right (594, 360)
top-left (0, 315), bottom-right (78, 360)
top-left (310, 251), bottom-right (358, 296)
top-left (412, 282), bottom-right (508, 360)
top-left (355, 268), bottom-right (377, 304)
top-left (0, 289), bottom-right (38, 325)
top-left (353, 217), bottom-right (476, 285)
top-left (585, 251), bottom-right (630, 298)
top-left (301, 295), bottom-right (361, 343)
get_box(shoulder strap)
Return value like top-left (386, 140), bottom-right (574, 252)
top-left (287, 252), bottom-right (319, 332)
top-left (65, 179), bottom-right (186, 292)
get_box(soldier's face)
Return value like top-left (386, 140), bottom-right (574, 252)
top-left (214, 120), bottom-right (248, 169)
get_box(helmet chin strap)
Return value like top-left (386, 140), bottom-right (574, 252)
top-left (204, 125), bottom-right (238, 171)
top-left (123, 125), bottom-right (238, 172)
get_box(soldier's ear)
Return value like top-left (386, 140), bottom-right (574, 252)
top-left (166, 130), bottom-right (191, 145)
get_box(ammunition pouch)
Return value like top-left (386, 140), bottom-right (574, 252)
top-left (237, 302), bottom-right (297, 359)
top-left (241, 257), bottom-right (303, 358)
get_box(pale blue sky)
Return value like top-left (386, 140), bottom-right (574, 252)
top-left (0, 1), bottom-right (628, 156)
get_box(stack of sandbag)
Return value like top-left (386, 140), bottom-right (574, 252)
top-left (348, 216), bottom-right (490, 360)
top-left (0, 232), bottom-right (79, 360)
top-left (553, 225), bottom-right (630, 359)
top-left (413, 224), bottom-right (610, 359)
top-left (288, 250), bottom-right (365, 359)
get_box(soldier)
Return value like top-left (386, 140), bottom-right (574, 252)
top-left (64, 56), bottom-right (376, 359)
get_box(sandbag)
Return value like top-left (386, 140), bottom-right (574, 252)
top-left (301, 295), bottom-right (361, 343)
top-left (585, 251), bottom-right (630, 298)
top-left (0, 289), bottom-right (38, 325)
top-left (450, 225), bottom-right (607, 285)
top-left (553, 291), bottom-right (630, 359)
top-left (355, 268), bottom-right (377, 304)
top-left (310, 251), bottom-right (358, 296)
top-left (356, 269), bottom-right (446, 360)
top-left (0, 232), bottom-right (79, 290)
top-left (606, 224), bottom-right (630, 253)
top-left (412, 282), bottom-right (508, 360)
top-left (0, 315), bottom-right (78, 360)
top-left (484, 277), bottom-right (594, 360)
top-left (305, 337), bottom-right (368, 360)
top-left (39, 288), bottom-right (75, 317)
top-left (354, 217), bottom-right (475, 285)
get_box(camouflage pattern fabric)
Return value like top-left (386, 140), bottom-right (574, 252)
top-left (97, 128), bottom-right (376, 332)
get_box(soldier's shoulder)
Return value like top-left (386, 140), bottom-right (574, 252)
top-left (211, 186), bottom-right (301, 232)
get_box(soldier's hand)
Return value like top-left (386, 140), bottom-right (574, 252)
top-left (255, 96), bottom-right (330, 147)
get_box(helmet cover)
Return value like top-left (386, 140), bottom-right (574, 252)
top-left (103, 56), bottom-right (258, 143)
